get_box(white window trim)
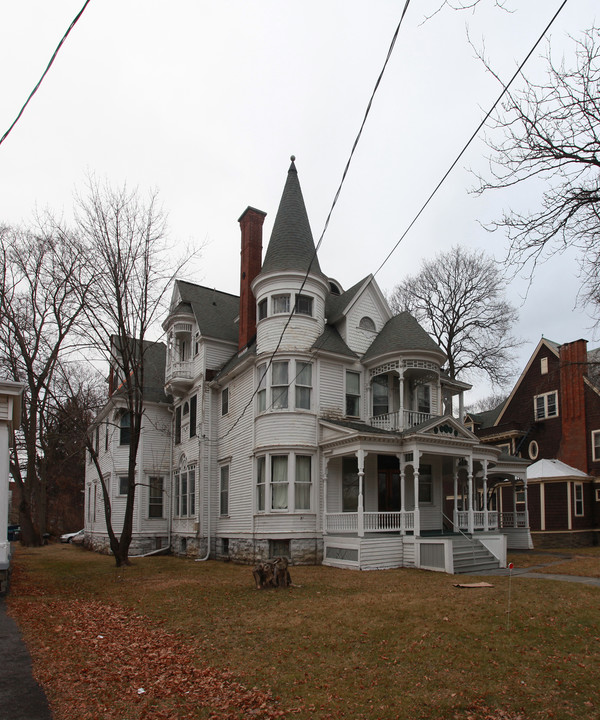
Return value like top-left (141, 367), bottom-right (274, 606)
top-left (574, 482), bottom-right (584, 517)
top-left (592, 430), bottom-right (600, 462)
top-left (534, 391), bottom-right (558, 420)
top-left (255, 452), bottom-right (314, 514)
top-left (220, 464), bottom-right (230, 516)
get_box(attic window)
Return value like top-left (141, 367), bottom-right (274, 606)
top-left (540, 357), bottom-right (548, 375)
top-left (359, 316), bottom-right (376, 332)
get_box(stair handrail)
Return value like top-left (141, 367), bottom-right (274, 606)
top-left (441, 511), bottom-right (476, 568)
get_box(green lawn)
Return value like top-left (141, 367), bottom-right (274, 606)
top-left (7, 544), bottom-right (600, 720)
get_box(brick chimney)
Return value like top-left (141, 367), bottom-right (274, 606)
top-left (558, 338), bottom-right (588, 471)
top-left (238, 206), bottom-right (266, 350)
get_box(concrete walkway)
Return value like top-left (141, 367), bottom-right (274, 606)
top-left (478, 553), bottom-right (600, 587)
top-left (0, 597), bottom-right (52, 720)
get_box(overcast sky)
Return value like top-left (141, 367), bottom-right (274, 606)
top-left (1, 0), bottom-right (598, 403)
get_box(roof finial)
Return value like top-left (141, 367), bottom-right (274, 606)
top-left (290, 155), bottom-right (295, 162)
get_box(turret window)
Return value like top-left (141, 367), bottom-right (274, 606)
top-left (295, 294), bottom-right (313, 316)
top-left (272, 362), bottom-right (289, 409)
top-left (258, 298), bottom-right (268, 321)
top-left (256, 360), bottom-right (313, 413)
top-left (272, 294), bottom-right (290, 314)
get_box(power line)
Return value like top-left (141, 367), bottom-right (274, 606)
top-left (372, 0), bottom-right (570, 279)
top-left (0, 0), bottom-right (93, 149)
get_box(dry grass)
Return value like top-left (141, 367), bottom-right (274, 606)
top-left (7, 544), bottom-right (600, 720)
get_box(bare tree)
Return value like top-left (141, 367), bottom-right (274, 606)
top-left (74, 179), bottom-right (191, 566)
top-left (389, 245), bottom-right (521, 386)
top-left (0, 224), bottom-right (91, 545)
top-left (475, 27), bottom-right (600, 319)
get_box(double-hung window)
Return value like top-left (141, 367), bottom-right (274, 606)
top-left (258, 298), bottom-right (268, 320)
top-left (222, 387), bottom-right (229, 416)
top-left (148, 476), bottom-right (164, 518)
top-left (417, 384), bottom-right (431, 414)
top-left (120, 412), bottom-right (131, 445)
top-left (295, 362), bottom-right (312, 410)
top-left (257, 364), bottom-right (267, 412)
top-left (220, 465), bottom-right (229, 516)
top-left (592, 430), bottom-right (600, 462)
top-left (534, 391), bottom-right (558, 420)
top-left (574, 482), bottom-right (584, 517)
top-left (346, 371), bottom-right (360, 417)
top-left (271, 455), bottom-right (289, 510)
top-left (294, 456), bottom-right (311, 510)
top-left (272, 362), bottom-right (289, 409)
top-left (256, 456), bottom-right (266, 511)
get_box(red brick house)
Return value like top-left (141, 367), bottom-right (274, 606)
top-left (466, 338), bottom-right (600, 548)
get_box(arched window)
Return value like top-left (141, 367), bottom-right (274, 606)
top-left (359, 316), bottom-right (376, 331)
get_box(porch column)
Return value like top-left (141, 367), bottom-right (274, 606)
top-left (357, 449), bottom-right (365, 538)
top-left (453, 459), bottom-right (459, 531)
top-left (413, 463), bottom-right (420, 537)
top-left (399, 367), bottom-right (405, 430)
top-left (459, 391), bottom-right (464, 424)
top-left (322, 459), bottom-right (328, 536)
top-left (512, 482), bottom-right (518, 527)
top-left (522, 474), bottom-right (530, 529)
top-left (482, 460), bottom-right (489, 532)
top-left (467, 456), bottom-right (474, 535)
top-left (399, 454), bottom-right (406, 535)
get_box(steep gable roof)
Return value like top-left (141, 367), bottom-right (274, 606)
top-left (495, 337), bottom-right (560, 426)
top-left (176, 280), bottom-right (239, 344)
top-left (260, 158), bottom-right (326, 280)
top-left (362, 311), bottom-right (445, 363)
top-left (312, 324), bottom-right (358, 358)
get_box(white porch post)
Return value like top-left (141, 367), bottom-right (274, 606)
top-left (523, 474), bottom-right (530, 529)
top-left (459, 391), bottom-right (464, 423)
top-left (512, 482), bottom-right (518, 527)
top-left (482, 460), bottom-right (489, 532)
top-left (399, 367), bottom-right (405, 430)
top-left (453, 459), bottom-right (459, 531)
top-left (467, 456), bottom-right (474, 535)
top-left (398, 454), bottom-right (406, 535)
top-left (413, 462), bottom-right (420, 537)
top-left (357, 449), bottom-right (365, 538)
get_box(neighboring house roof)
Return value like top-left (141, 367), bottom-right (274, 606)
top-left (466, 401), bottom-right (506, 430)
top-left (112, 338), bottom-right (170, 405)
top-left (362, 311), bottom-right (445, 363)
top-left (312, 324), bottom-right (358, 358)
top-left (259, 158), bottom-right (326, 280)
top-left (176, 280), bottom-right (239, 344)
top-left (526, 458), bottom-right (590, 481)
top-left (586, 346), bottom-right (600, 388)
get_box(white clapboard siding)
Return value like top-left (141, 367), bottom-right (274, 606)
top-left (254, 413), bottom-right (317, 449)
top-left (0, 396), bottom-right (8, 420)
top-left (359, 538), bottom-right (403, 570)
top-left (319, 361), bottom-right (345, 418)
top-left (253, 513), bottom-right (318, 535)
top-left (345, 287), bottom-right (387, 356)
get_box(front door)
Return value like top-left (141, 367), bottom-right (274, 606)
top-left (378, 470), bottom-right (400, 512)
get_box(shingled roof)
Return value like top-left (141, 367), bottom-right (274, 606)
top-left (362, 311), bottom-right (445, 363)
top-left (260, 158), bottom-right (326, 280)
top-left (176, 280), bottom-right (239, 344)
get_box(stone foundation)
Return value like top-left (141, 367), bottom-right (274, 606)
top-left (224, 537), bottom-right (323, 565)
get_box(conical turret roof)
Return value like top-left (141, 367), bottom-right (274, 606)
top-left (260, 157), bottom-right (325, 279)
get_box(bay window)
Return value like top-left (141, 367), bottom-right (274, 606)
top-left (295, 362), bottom-right (312, 410)
top-left (272, 362), bottom-right (289, 409)
top-left (256, 452), bottom-right (313, 513)
top-left (271, 455), bottom-right (289, 510)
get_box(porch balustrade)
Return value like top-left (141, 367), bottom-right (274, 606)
top-left (325, 511), bottom-right (414, 534)
top-left (500, 511), bottom-right (528, 528)
top-left (369, 409), bottom-right (434, 432)
top-left (455, 509), bottom-right (521, 532)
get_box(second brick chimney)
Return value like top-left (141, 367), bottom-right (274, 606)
top-left (238, 206), bottom-right (266, 351)
top-left (558, 338), bottom-right (588, 472)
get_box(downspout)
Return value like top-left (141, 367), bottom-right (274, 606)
top-left (196, 382), bottom-right (211, 561)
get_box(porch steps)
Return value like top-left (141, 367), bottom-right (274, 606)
top-left (452, 536), bottom-right (500, 574)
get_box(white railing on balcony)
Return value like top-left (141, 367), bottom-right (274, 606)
top-left (369, 410), bottom-right (435, 432)
top-left (326, 511), bottom-right (414, 534)
top-left (165, 360), bottom-right (193, 382)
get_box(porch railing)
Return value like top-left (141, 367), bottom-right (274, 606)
top-left (500, 511), bottom-right (528, 528)
top-left (456, 509), bottom-right (522, 532)
top-left (325, 511), bottom-right (414, 534)
top-left (165, 360), bottom-right (193, 382)
top-left (369, 409), bottom-right (435, 432)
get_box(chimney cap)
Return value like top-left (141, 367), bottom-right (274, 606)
top-left (238, 206), bottom-right (267, 223)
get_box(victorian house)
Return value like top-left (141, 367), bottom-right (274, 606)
top-left (86, 159), bottom-right (529, 572)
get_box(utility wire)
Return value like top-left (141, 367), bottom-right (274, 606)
top-left (0, 0), bottom-right (93, 148)
top-left (372, 0), bottom-right (570, 279)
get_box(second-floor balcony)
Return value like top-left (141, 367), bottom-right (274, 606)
top-left (165, 359), bottom-right (194, 395)
top-left (369, 409), bottom-right (435, 432)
